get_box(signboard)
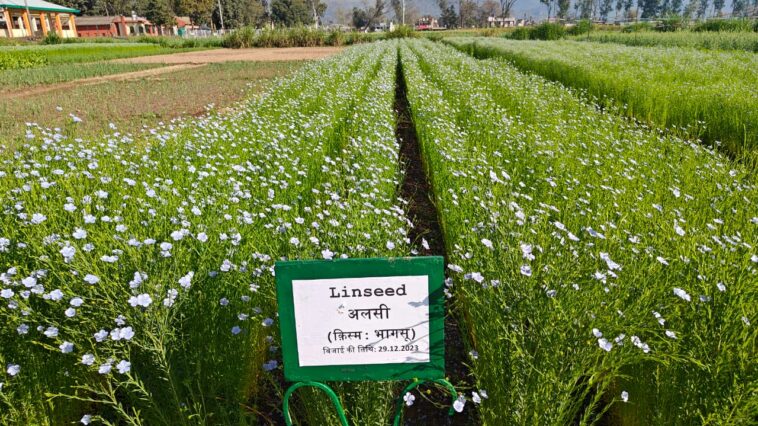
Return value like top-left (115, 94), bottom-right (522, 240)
top-left (276, 256), bottom-right (444, 382)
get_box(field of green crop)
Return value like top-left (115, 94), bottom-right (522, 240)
top-left (1, 38), bottom-right (756, 426)
top-left (571, 30), bottom-right (758, 52)
top-left (401, 39), bottom-right (756, 425)
top-left (0, 42), bottom-right (206, 91)
top-left (1, 43), bottom-right (200, 67)
top-left (448, 38), bottom-right (758, 162)
top-left (0, 62), bottom-right (162, 92)
top-left (0, 41), bottom-right (408, 425)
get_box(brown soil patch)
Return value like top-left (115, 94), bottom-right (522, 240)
top-left (113, 47), bottom-right (344, 65)
top-left (0, 61), bottom-right (300, 143)
top-left (4, 64), bottom-right (204, 99)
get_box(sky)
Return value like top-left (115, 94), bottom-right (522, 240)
top-left (323, 0), bottom-right (549, 23)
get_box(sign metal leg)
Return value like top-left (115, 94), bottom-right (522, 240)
top-left (283, 381), bottom-right (349, 426)
top-left (392, 378), bottom-right (458, 426)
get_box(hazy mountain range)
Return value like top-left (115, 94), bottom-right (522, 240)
top-left (323, 0), bottom-right (548, 23)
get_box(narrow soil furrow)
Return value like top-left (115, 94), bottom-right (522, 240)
top-left (395, 52), bottom-right (477, 426)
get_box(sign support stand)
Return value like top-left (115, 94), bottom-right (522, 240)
top-left (282, 378), bottom-right (458, 426)
top-left (392, 378), bottom-right (458, 425)
top-left (283, 381), bottom-right (348, 426)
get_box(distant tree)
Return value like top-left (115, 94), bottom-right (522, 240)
top-left (640, 0), bottom-right (660, 17)
top-left (391, 0), bottom-right (402, 22)
top-left (216, 0), bottom-right (267, 28)
top-left (731, 0), bottom-right (747, 16)
top-left (558, 0), bottom-right (571, 18)
top-left (625, 5), bottom-right (638, 19)
top-left (398, 2), bottom-right (422, 26)
top-left (459, 0), bottom-right (478, 26)
top-left (623, 0), bottom-right (635, 17)
top-left (576, 0), bottom-right (596, 18)
top-left (62, 0), bottom-right (133, 16)
top-left (478, 0), bottom-right (500, 24)
top-left (175, 0), bottom-right (215, 24)
top-left (406, 4), bottom-right (422, 25)
top-left (600, 0), bottom-right (614, 20)
top-left (670, 0), bottom-right (683, 14)
top-left (270, 0), bottom-right (312, 26)
top-left (682, 0), bottom-right (698, 18)
top-left (540, 0), bottom-right (553, 19)
top-left (712, 0), bottom-right (724, 15)
top-left (390, 0), bottom-right (417, 24)
top-left (438, 0), bottom-right (458, 27)
top-left (615, 0), bottom-right (624, 12)
top-left (309, 0), bottom-right (328, 24)
top-left (351, 0), bottom-right (386, 30)
top-left (695, 0), bottom-right (708, 17)
top-left (144, 0), bottom-right (173, 26)
top-left (660, 0), bottom-right (672, 14)
top-left (352, 7), bottom-right (370, 28)
top-left (499, 0), bottom-right (519, 17)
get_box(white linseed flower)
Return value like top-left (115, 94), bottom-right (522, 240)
top-left (6, 364), bottom-right (20, 376)
top-left (116, 360), bottom-right (131, 374)
top-left (81, 354), bottom-right (95, 366)
top-left (404, 392), bottom-right (415, 406)
top-left (673, 287), bottom-right (691, 302)
top-left (59, 341), bottom-right (74, 354)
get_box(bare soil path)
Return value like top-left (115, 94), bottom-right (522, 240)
top-left (113, 47), bottom-right (344, 64)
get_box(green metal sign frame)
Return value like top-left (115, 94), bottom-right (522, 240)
top-left (275, 256), bottom-right (445, 382)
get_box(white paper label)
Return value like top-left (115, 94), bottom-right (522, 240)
top-left (292, 275), bottom-right (430, 367)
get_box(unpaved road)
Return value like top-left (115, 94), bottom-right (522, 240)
top-left (113, 47), bottom-right (344, 64)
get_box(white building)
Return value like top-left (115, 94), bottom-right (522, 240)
top-left (0, 0), bottom-right (79, 39)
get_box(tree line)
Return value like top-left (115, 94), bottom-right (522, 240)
top-left (351, 0), bottom-right (753, 32)
top-left (555, 0), bottom-right (756, 21)
top-left (59, 0), bottom-right (755, 30)
top-left (437, 0), bottom-right (753, 27)
top-left (58, 0), bottom-right (327, 29)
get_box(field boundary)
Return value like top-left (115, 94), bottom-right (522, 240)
top-left (3, 64), bottom-right (205, 99)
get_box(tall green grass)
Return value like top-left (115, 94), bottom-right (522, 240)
top-left (572, 31), bottom-right (758, 52)
top-left (222, 27), bottom-right (378, 48)
top-left (447, 38), bottom-right (758, 161)
top-left (400, 38), bottom-right (757, 425)
top-left (0, 62), bottom-right (163, 91)
top-left (0, 43), bottom-right (205, 69)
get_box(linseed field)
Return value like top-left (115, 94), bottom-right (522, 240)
top-left (0, 36), bottom-right (756, 426)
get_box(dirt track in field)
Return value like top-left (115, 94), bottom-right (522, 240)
top-left (3, 64), bottom-right (205, 99)
top-left (113, 47), bottom-right (344, 64)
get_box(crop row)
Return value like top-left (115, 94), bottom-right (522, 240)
top-left (571, 30), bottom-right (758, 52)
top-left (447, 38), bottom-right (758, 161)
top-left (0, 42), bottom-right (405, 425)
top-left (401, 39), bottom-right (757, 425)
